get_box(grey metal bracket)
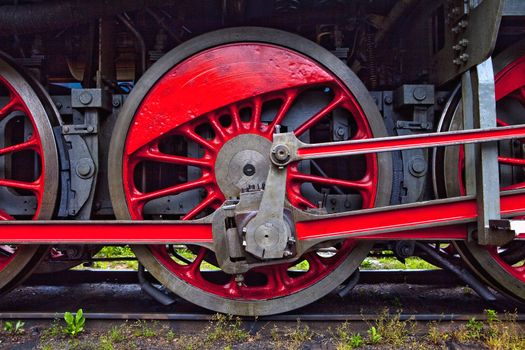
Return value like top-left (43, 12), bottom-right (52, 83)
top-left (433, 0), bottom-right (504, 85)
top-left (71, 89), bottom-right (112, 111)
top-left (59, 133), bottom-right (96, 218)
top-left (490, 219), bottom-right (525, 235)
top-left (61, 124), bottom-right (97, 135)
top-left (463, 58), bottom-right (515, 245)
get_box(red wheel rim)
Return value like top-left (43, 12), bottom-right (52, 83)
top-left (456, 53), bottom-right (525, 281)
top-left (122, 43), bottom-right (378, 300)
top-left (0, 75), bottom-right (46, 270)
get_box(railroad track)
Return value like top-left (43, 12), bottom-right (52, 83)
top-left (0, 269), bottom-right (521, 321)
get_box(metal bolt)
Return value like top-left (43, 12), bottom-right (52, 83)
top-left (384, 95), bottom-right (393, 105)
top-left (459, 38), bottom-right (469, 47)
top-left (55, 102), bottom-right (63, 110)
top-left (413, 87), bottom-right (427, 102)
top-left (453, 58), bottom-right (462, 66)
top-left (76, 158), bottom-right (94, 178)
top-left (78, 91), bottom-right (93, 105)
top-left (235, 274), bottom-right (244, 286)
top-left (409, 157), bottom-right (427, 177)
top-left (112, 98), bottom-right (121, 108)
top-left (62, 126), bottom-right (70, 133)
top-left (283, 250), bottom-right (293, 257)
top-left (460, 53), bottom-right (469, 62)
top-left (87, 126), bottom-right (95, 133)
top-left (272, 145), bottom-right (291, 163)
top-left (243, 164), bottom-right (256, 176)
top-left (336, 127), bottom-right (345, 137)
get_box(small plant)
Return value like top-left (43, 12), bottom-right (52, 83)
top-left (348, 333), bottom-right (363, 348)
top-left (427, 321), bottom-right (449, 345)
top-left (63, 308), bottom-right (85, 337)
top-left (374, 310), bottom-right (412, 346)
top-left (367, 326), bottom-right (382, 344)
top-left (3, 320), bottom-right (25, 334)
top-left (465, 317), bottom-right (483, 340)
top-left (108, 326), bottom-right (125, 343)
top-left (206, 314), bottom-right (249, 344)
top-left (99, 336), bottom-right (115, 350)
top-left (40, 319), bottom-right (65, 340)
top-left (166, 329), bottom-right (176, 341)
top-left (485, 309), bottom-right (499, 324)
top-left (335, 323), bottom-right (363, 349)
top-left (287, 321), bottom-right (313, 344)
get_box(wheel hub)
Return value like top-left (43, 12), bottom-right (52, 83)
top-left (215, 134), bottom-right (272, 197)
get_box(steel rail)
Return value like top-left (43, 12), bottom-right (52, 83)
top-left (0, 311), bottom-right (522, 322)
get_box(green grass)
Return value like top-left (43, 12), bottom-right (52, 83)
top-left (84, 246), bottom-right (138, 270)
top-left (81, 246), bottom-right (438, 273)
top-left (360, 251), bottom-right (438, 270)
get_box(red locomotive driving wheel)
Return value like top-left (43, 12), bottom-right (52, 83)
top-left (435, 39), bottom-right (525, 302)
top-left (0, 54), bottom-right (58, 292)
top-left (109, 27), bottom-right (392, 315)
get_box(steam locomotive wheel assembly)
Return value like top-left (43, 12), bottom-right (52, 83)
top-left (109, 28), bottom-right (391, 315)
top-left (435, 40), bottom-right (525, 302)
top-left (0, 55), bottom-right (58, 292)
top-left (3, 0), bottom-right (525, 318)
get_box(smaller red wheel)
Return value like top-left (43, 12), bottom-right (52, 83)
top-left (0, 54), bottom-right (59, 292)
top-left (435, 39), bottom-right (525, 302)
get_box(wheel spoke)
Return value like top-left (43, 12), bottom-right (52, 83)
top-left (136, 147), bottom-right (213, 168)
top-left (132, 177), bottom-right (210, 204)
top-left (0, 210), bottom-right (13, 220)
top-left (0, 178), bottom-right (40, 193)
top-left (294, 94), bottom-right (346, 137)
top-left (498, 156), bottom-right (525, 166)
top-left (229, 105), bottom-right (243, 132)
top-left (290, 172), bottom-right (373, 193)
top-left (208, 115), bottom-right (228, 141)
top-left (267, 91), bottom-right (298, 134)
top-left (183, 247), bottom-right (207, 279)
top-left (287, 188), bottom-right (317, 209)
top-left (0, 97), bottom-right (18, 119)
top-left (179, 126), bottom-right (217, 152)
top-left (251, 96), bottom-right (262, 131)
top-left (305, 253), bottom-right (326, 275)
top-left (182, 193), bottom-right (221, 220)
top-left (0, 137), bottom-right (38, 156)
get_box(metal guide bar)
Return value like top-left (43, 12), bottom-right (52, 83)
top-left (296, 123), bottom-right (525, 159)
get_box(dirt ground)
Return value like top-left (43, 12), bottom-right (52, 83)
top-left (0, 312), bottom-right (523, 350)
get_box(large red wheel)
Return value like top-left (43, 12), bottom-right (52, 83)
top-left (0, 54), bottom-right (58, 292)
top-left (434, 39), bottom-right (525, 301)
top-left (109, 27), bottom-right (391, 315)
